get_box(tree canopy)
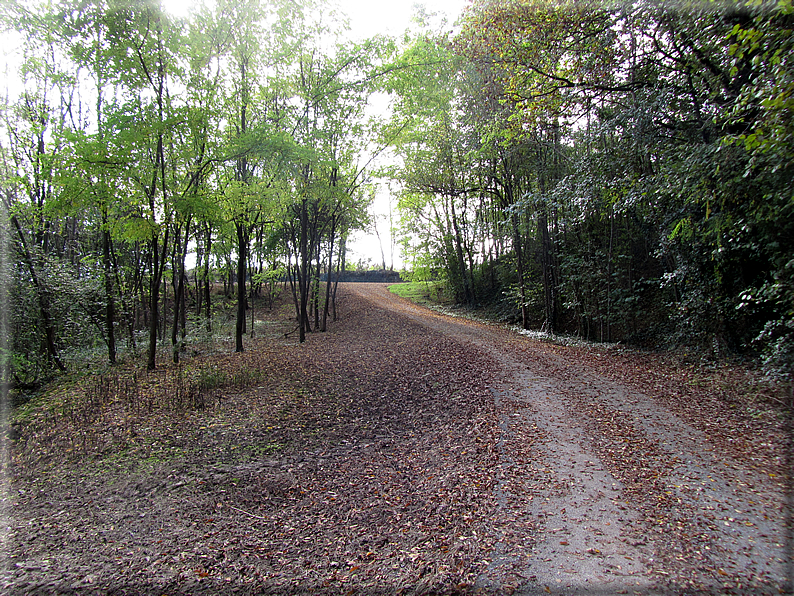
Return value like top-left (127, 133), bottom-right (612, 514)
top-left (1, 0), bottom-right (386, 380)
top-left (386, 0), bottom-right (793, 383)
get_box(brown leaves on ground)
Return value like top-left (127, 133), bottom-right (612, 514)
top-left (5, 289), bottom-right (500, 595)
top-left (4, 286), bottom-right (788, 595)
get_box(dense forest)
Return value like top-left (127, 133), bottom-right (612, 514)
top-left (1, 0), bottom-right (792, 388)
top-left (388, 0), bottom-right (793, 384)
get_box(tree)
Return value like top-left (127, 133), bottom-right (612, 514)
top-left (0, 0), bottom-right (381, 381)
top-left (387, 30), bottom-right (481, 305)
top-left (100, 0), bottom-right (184, 370)
top-left (725, 0), bottom-right (794, 381)
top-left (283, 15), bottom-right (383, 342)
top-left (1, 0), bottom-right (75, 372)
top-left (385, 0), bottom-right (793, 363)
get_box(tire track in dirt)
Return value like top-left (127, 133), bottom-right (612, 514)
top-left (5, 283), bottom-right (787, 595)
top-left (348, 283), bottom-right (788, 595)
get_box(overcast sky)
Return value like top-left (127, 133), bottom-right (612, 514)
top-left (166, 0), bottom-right (469, 38)
top-left (338, 0), bottom-right (468, 38)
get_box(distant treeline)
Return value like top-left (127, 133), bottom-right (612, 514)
top-left (323, 270), bottom-right (403, 284)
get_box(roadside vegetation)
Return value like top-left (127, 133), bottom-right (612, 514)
top-left (1, 0), bottom-right (791, 403)
top-left (387, 0), bottom-right (793, 391)
top-left (388, 280), bottom-right (451, 307)
top-left (8, 287), bottom-right (295, 467)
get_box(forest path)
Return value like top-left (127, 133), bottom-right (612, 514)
top-left (5, 283), bottom-right (787, 596)
top-left (348, 283), bottom-right (788, 595)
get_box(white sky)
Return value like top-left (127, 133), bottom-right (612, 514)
top-left (166, 0), bottom-right (468, 38)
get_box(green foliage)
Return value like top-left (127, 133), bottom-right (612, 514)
top-left (8, 252), bottom-right (110, 377)
top-left (388, 280), bottom-right (450, 306)
top-left (1, 0), bottom-right (382, 374)
top-left (382, 0), bottom-right (794, 379)
top-left (3, 0), bottom-right (792, 384)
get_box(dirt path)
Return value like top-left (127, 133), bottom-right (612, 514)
top-left (2, 283), bottom-right (789, 595)
top-left (349, 283), bottom-right (788, 595)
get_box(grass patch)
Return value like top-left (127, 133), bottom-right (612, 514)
top-left (242, 442), bottom-right (285, 457)
top-left (388, 280), bottom-right (450, 305)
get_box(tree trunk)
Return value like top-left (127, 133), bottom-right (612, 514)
top-left (204, 227), bottom-right (212, 332)
top-left (160, 266), bottom-right (167, 342)
top-left (250, 282), bottom-right (255, 337)
top-left (249, 251), bottom-right (255, 338)
top-left (180, 272), bottom-right (187, 344)
top-left (321, 217), bottom-right (337, 332)
top-left (195, 241), bottom-right (203, 316)
top-left (101, 213), bottom-right (117, 364)
top-left (332, 234), bottom-right (346, 322)
top-left (172, 218), bottom-right (191, 363)
top-left (235, 223), bottom-right (247, 353)
top-left (299, 200), bottom-right (309, 343)
top-left (171, 225), bottom-right (182, 362)
top-left (147, 230), bottom-right (168, 371)
top-left (110, 237), bottom-right (137, 351)
top-left (139, 261), bottom-right (149, 332)
top-left (9, 214), bottom-right (66, 371)
top-left (313, 246), bottom-right (322, 330)
top-left (450, 197), bottom-right (474, 305)
top-left (538, 209), bottom-right (557, 334)
top-left (510, 214), bottom-right (529, 330)
top-left (286, 249), bottom-right (300, 322)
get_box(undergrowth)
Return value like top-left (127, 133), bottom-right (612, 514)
top-left (7, 291), bottom-right (294, 466)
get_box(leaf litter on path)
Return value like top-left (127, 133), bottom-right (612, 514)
top-left (3, 283), bottom-right (789, 595)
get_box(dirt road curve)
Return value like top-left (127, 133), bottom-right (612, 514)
top-left (3, 283), bottom-right (789, 595)
top-left (348, 283), bottom-right (789, 595)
